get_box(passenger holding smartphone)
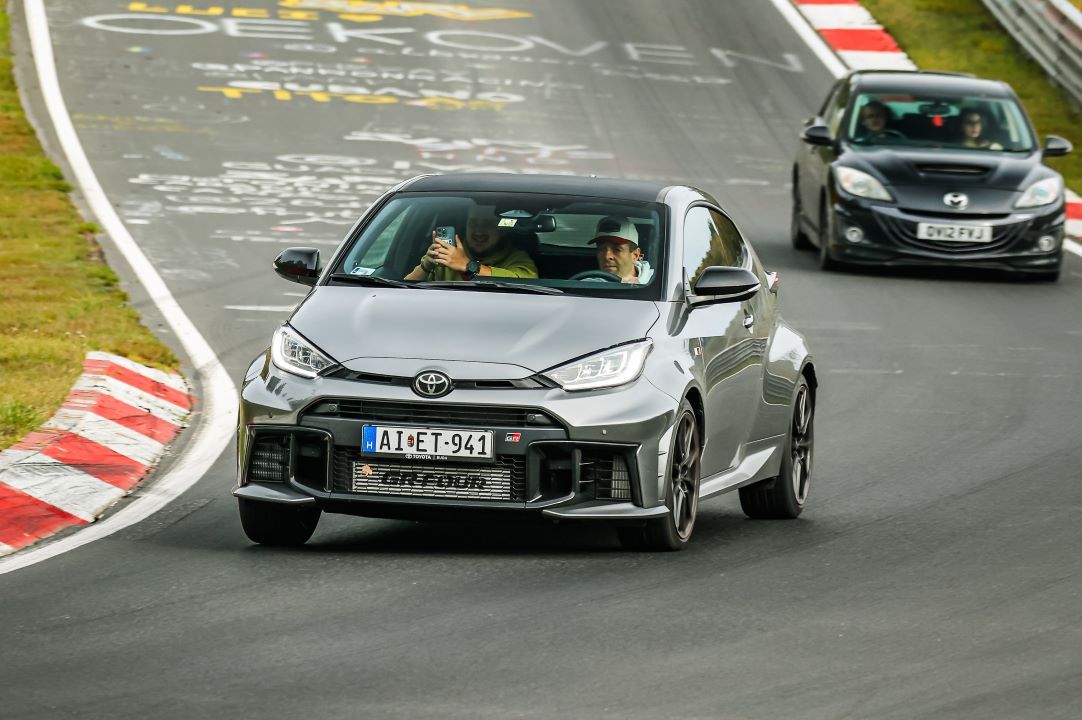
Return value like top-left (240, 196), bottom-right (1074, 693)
top-left (405, 204), bottom-right (537, 281)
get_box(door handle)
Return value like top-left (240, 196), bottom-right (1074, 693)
top-left (743, 313), bottom-right (754, 330)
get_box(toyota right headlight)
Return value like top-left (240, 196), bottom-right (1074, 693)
top-left (270, 325), bottom-right (337, 378)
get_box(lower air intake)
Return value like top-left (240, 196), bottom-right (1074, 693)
top-left (248, 435), bottom-right (289, 483)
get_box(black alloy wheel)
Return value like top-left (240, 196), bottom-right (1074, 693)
top-left (739, 376), bottom-right (813, 519)
top-left (619, 400), bottom-right (701, 551)
top-left (238, 499), bottom-right (321, 546)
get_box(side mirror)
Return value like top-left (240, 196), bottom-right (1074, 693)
top-left (273, 247), bottom-right (320, 286)
top-left (691, 267), bottom-right (761, 304)
top-left (1043, 135), bottom-right (1072, 157)
top-left (801, 124), bottom-right (834, 147)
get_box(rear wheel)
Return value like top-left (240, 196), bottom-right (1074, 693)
top-left (238, 499), bottom-right (321, 546)
top-left (619, 400), bottom-right (701, 551)
top-left (740, 377), bottom-right (813, 519)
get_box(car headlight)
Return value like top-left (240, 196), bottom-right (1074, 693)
top-left (543, 340), bottom-right (653, 391)
top-left (1015, 176), bottom-right (1062, 208)
top-left (270, 325), bottom-right (337, 378)
top-left (836, 166), bottom-right (894, 202)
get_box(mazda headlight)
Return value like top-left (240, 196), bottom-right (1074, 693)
top-left (543, 340), bottom-right (652, 391)
top-left (270, 325), bottom-right (337, 378)
top-left (836, 166), bottom-right (894, 201)
top-left (1015, 176), bottom-right (1062, 208)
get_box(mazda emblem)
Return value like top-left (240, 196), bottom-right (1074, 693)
top-left (943, 192), bottom-right (969, 210)
top-left (412, 371), bottom-right (452, 398)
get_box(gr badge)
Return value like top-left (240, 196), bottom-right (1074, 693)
top-left (505, 433), bottom-right (521, 443)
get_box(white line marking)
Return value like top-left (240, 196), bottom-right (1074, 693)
top-left (837, 50), bottom-right (917, 71)
top-left (0, 541), bottom-right (16, 557)
top-left (86, 351), bottom-right (189, 393)
top-left (1065, 240), bottom-right (1082, 258)
top-left (768, 0), bottom-right (848, 79)
top-left (0, 462), bottom-right (124, 522)
top-left (1, 1), bottom-right (238, 575)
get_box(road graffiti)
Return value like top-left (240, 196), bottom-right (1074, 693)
top-left (123, 1), bottom-right (532, 23)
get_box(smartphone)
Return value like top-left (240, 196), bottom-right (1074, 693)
top-left (435, 226), bottom-right (455, 246)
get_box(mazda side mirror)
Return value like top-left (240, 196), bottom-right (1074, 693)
top-left (273, 247), bottom-right (321, 286)
top-left (1043, 135), bottom-right (1072, 157)
top-left (691, 267), bottom-right (761, 304)
top-left (801, 124), bottom-right (834, 147)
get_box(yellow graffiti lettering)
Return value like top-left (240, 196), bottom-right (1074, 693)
top-left (277, 0), bottom-right (532, 22)
top-left (339, 94), bottom-right (397, 104)
top-left (338, 13), bottom-right (383, 22)
top-left (231, 8), bottom-right (271, 18)
top-left (278, 9), bottom-right (319, 19)
top-left (127, 2), bottom-right (169, 12)
top-left (197, 86), bottom-right (502, 110)
top-left (197, 86), bottom-right (264, 99)
top-left (176, 5), bottom-right (225, 15)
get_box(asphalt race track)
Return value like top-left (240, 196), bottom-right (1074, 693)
top-left (2, 1), bottom-right (1081, 718)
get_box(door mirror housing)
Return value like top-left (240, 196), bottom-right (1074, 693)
top-left (1043, 135), bottom-right (1072, 157)
top-left (273, 247), bottom-right (321, 286)
top-left (691, 267), bottom-right (761, 304)
top-left (801, 124), bottom-right (834, 147)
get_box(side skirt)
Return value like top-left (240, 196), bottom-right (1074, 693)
top-left (698, 435), bottom-right (784, 501)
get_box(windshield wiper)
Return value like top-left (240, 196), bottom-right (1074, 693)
top-left (421, 280), bottom-right (563, 295)
top-left (329, 273), bottom-right (412, 289)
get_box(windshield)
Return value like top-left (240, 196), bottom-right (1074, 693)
top-left (334, 191), bottom-right (666, 299)
top-left (844, 92), bottom-right (1036, 152)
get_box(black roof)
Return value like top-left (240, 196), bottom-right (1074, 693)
top-left (851, 70), bottom-right (1012, 97)
top-left (400, 173), bottom-right (671, 202)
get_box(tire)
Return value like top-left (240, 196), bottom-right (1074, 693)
top-left (739, 377), bottom-right (813, 519)
top-left (791, 175), bottom-right (813, 251)
top-left (619, 400), bottom-right (701, 551)
top-left (238, 498), bottom-right (321, 546)
top-left (818, 198), bottom-right (843, 271)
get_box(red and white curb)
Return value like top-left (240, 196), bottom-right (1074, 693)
top-left (793, 0), bottom-right (1082, 254)
top-left (0, 352), bottom-right (189, 556)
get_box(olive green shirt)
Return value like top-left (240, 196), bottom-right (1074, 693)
top-left (423, 244), bottom-right (538, 281)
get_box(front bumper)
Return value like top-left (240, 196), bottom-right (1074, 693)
top-left (826, 196), bottom-right (1065, 272)
top-left (234, 356), bottom-right (678, 522)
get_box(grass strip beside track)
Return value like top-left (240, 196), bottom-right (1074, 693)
top-left (0, 9), bottom-right (177, 450)
top-left (861, 0), bottom-right (1081, 191)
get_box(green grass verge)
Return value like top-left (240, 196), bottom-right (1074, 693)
top-left (0, 9), bottom-right (178, 450)
top-left (862, 0), bottom-right (1082, 191)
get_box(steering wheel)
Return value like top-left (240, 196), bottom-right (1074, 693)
top-left (880, 129), bottom-right (907, 139)
top-left (569, 270), bottom-right (622, 283)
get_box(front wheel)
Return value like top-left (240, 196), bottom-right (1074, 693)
top-left (619, 400), bottom-right (701, 551)
top-left (818, 199), bottom-right (843, 271)
top-left (739, 377), bottom-right (813, 519)
top-left (238, 499), bottom-right (321, 546)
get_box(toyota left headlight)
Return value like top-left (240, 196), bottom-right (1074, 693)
top-left (1015, 176), bottom-right (1062, 208)
top-left (836, 166), bottom-right (894, 202)
top-left (270, 325), bottom-right (337, 378)
top-left (543, 340), bottom-right (653, 391)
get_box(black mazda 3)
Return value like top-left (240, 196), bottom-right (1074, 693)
top-left (792, 70), bottom-right (1072, 280)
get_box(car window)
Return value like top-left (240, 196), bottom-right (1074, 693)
top-left (844, 91), bottom-right (1036, 151)
top-left (334, 192), bottom-right (666, 299)
top-left (683, 207), bottom-right (747, 287)
top-left (827, 81), bottom-right (851, 136)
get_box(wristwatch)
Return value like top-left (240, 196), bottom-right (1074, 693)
top-left (464, 259), bottom-right (481, 279)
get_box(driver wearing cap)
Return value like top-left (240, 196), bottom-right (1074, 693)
top-left (589, 216), bottom-right (654, 284)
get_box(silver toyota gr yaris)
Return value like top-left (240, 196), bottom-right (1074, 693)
top-left (235, 173), bottom-right (818, 551)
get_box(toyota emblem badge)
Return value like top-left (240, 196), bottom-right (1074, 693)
top-left (943, 192), bottom-right (969, 210)
top-left (412, 371), bottom-right (452, 398)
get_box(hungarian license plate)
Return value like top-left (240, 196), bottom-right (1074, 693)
top-left (916, 223), bottom-right (992, 243)
top-left (362, 425), bottom-right (493, 460)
